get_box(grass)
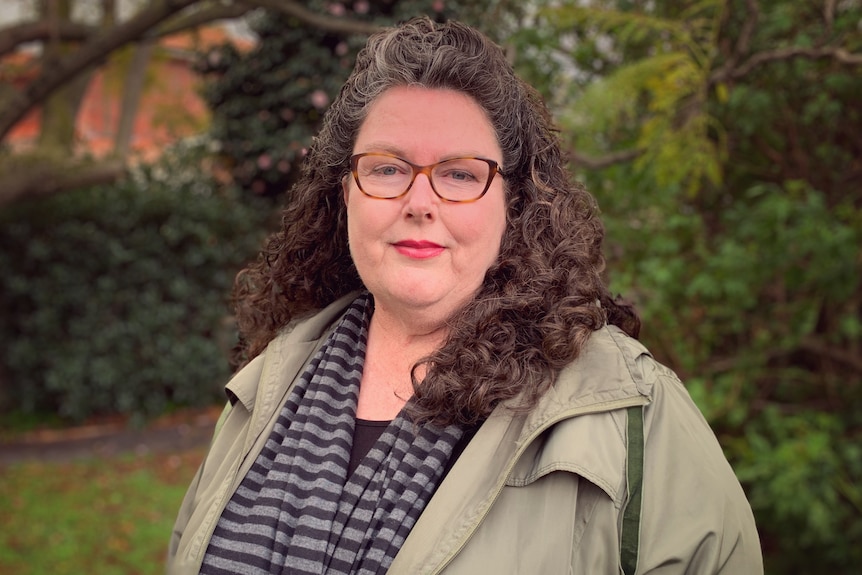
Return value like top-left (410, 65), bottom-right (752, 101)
top-left (0, 411), bottom-right (67, 441)
top-left (0, 447), bottom-right (206, 575)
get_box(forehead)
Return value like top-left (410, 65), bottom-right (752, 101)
top-left (353, 86), bottom-right (501, 161)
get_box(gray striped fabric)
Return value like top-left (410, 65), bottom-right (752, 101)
top-left (200, 293), bottom-right (464, 575)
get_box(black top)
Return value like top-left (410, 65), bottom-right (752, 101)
top-left (349, 418), bottom-right (479, 478)
top-left (349, 419), bottom-right (391, 476)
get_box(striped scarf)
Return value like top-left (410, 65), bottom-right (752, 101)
top-left (200, 293), bottom-right (464, 575)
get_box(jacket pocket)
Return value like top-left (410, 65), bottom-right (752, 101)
top-left (444, 470), bottom-right (581, 574)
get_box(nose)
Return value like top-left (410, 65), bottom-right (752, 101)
top-left (403, 171), bottom-right (437, 219)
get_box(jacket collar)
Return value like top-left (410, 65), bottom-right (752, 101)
top-left (225, 292), bottom-right (360, 452)
top-left (516, 324), bottom-right (652, 436)
top-left (225, 292), bottom-right (360, 411)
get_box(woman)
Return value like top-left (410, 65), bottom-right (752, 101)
top-left (168, 17), bottom-right (762, 575)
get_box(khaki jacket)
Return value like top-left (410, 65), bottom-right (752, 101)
top-left (167, 293), bottom-right (763, 574)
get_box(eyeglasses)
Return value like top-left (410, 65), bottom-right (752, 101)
top-left (348, 153), bottom-right (505, 203)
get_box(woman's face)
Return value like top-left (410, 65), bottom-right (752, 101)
top-left (343, 85), bottom-right (507, 327)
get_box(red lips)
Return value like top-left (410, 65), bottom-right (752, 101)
top-left (393, 240), bottom-right (445, 259)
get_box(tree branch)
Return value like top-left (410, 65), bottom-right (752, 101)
top-left (799, 337), bottom-right (862, 375)
top-left (711, 45), bottom-right (862, 84)
top-left (569, 148), bottom-right (642, 170)
top-left (153, 0), bottom-right (385, 49)
top-left (705, 337), bottom-right (862, 378)
top-left (0, 5), bottom-right (251, 59)
top-left (738, 45), bottom-right (862, 74)
top-left (735, 0), bottom-right (759, 57)
top-left (151, 2), bottom-right (252, 39)
top-left (0, 21), bottom-right (97, 59)
top-left (0, 159), bottom-right (127, 207)
top-left (714, 0), bottom-right (759, 80)
top-left (114, 40), bottom-right (155, 159)
top-left (824, 0), bottom-right (836, 33)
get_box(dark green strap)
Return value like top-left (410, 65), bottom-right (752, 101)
top-left (621, 405), bottom-right (645, 575)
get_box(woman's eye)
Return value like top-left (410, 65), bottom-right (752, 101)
top-left (372, 165), bottom-right (401, 176)
top-left (441, 169), bottom-right (477, 182)
top-left (450, 170), bottom-right (475, 181)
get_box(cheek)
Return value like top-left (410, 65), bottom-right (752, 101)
top-left (455, 203), bottom-right (506, 259)
top-left (345, 192), bottom-right (370, 237)
top-left (346, 198), bottom-right (390, 260)
top-left (481, 195), bottom-right (508, 252)
top-left (345, 201), bottom-right (369, 265)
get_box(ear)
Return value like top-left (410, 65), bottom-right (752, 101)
top-left (341, 175), bottom-right (351, 204)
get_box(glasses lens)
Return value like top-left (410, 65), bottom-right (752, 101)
top-left (355, 155), bottom-right (413, 198)
top-left (355, 155), bottom-right (493, 201)
top-left (432, 158), bottom-right (492, 201)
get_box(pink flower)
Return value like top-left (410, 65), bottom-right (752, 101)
top-left (310, 89), bottom-right (330, 109)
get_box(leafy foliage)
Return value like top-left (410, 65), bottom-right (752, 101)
top-left (0, 143), bottom-right (270, 423)
top-left (516, 0), bottom-right (862, 572)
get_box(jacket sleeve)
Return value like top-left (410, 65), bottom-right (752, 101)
top-left (636, 360), bottom-right (763, 575)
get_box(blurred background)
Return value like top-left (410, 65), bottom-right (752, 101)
top-left (0, 1), bottom-right (859, 573)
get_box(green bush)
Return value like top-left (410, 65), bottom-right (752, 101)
top-left (598, 180), bottom-right (862, 573)
top-left (0, 157), bottom-right (271, 423)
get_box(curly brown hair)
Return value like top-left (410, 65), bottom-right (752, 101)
top-left (232, 17), bottom-right (640, 426)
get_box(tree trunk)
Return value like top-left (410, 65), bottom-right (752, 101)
top-left (114, 40), bottom-right (154, 159)
top-left (37, 0), bottom-right (89, 153)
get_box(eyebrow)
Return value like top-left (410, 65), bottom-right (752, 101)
top-left (355, 142), bottom-right (403, 156)
top-left (354, 142), bottom-right (498, 162)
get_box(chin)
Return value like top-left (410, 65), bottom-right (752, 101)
top-left (367, 273), bottom-right (479, 316)
top-left (375, 283), bottom-right (446, 308)
top-left (394, 289), bottom-right (445, 309)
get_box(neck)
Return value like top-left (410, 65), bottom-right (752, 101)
top-left (354, 301), bottom-right (448, 421)
top-left (368, 300), bottom-right (450, 351)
